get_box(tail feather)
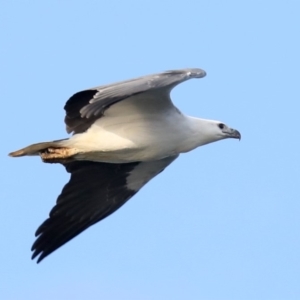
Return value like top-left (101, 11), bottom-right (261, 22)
top-left (9, 139), bottom-right (67, 157)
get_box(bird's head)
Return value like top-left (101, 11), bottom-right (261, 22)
top-left (212, 120), bottom-right (241, 141)
top-left (186, 118), bottom-right (241, 150)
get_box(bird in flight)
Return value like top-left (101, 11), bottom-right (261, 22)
top-left (9, 68), bottom-right (241, 263)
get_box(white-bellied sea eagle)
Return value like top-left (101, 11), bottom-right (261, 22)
top-left (9, 68), bottom-right (241, 263)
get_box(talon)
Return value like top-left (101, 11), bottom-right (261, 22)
top-left (39, 147), bottom-right (77, 163)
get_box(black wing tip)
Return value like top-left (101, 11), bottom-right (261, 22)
top-left (64, 89), bottom-right (98, 110)
top-left (31, 250), bottom-right (42, 263)
top-left (31, 234), bottom-right (49, 263)
top-left (31, 239), bottom-right (46, 263)
top-left (31, 236), bottom-right (63, 264)
top-left (31, 250), bottom-right (48, 263)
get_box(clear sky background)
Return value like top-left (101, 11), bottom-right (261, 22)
top-left (1, 1), bottom-right (299, 299)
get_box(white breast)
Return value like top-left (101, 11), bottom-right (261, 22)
top-left (64, 109), bottom-right (198, 163)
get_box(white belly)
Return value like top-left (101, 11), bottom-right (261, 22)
top-left (64, 111), bottom-right (194, 163)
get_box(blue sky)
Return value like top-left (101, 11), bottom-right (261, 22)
top-left (1, 1), bottom-right (299, 299)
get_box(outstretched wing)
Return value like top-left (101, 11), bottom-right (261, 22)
top-left (31, 156), bottom-right (178, 263)
top-left (64, 68), bottom-right (206, 134)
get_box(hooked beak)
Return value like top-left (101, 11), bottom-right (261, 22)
top-left (224, 128), bottom-right (241, 140)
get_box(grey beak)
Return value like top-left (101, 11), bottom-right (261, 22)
top-left (229, 128), bottom-right (241, 140)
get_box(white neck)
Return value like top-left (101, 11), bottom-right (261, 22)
top-left (178, 116), bottom-right (225, 153)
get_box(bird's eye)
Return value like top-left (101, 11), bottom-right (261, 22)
top-left (218, 123), bottom-right (225, 129)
